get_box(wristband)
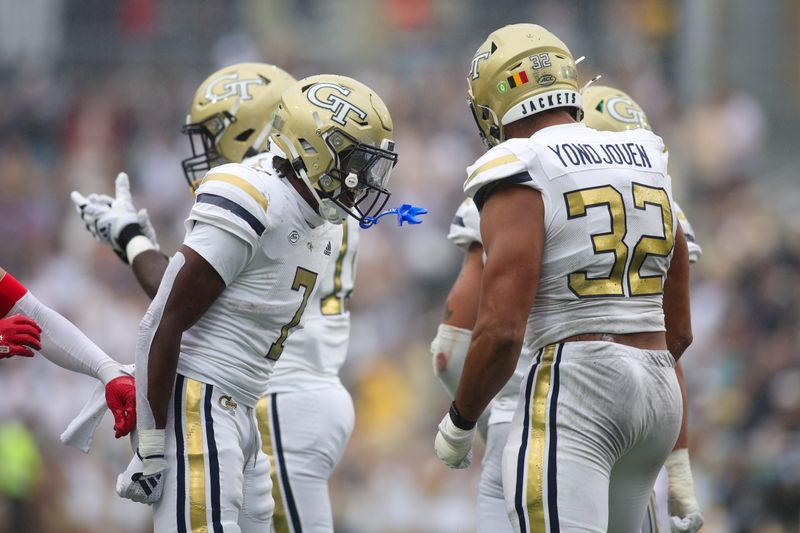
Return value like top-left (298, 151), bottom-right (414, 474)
top-left (138, 428), bottom-right (165, 459)
top-left (126, 235), bottom-right (156, 265)
top-left (449, 401), bottom-right (477, 431)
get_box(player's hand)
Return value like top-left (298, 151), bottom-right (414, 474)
top-left (71, 173), bottom-right (153, 263)
top-left (666, 449), bottom-right (704, 532)
top-left (434, 409), bottom-right (475, 469)
top-left (0, 314), bottom-right (42, 358)
top-left (116, 429), bottom-right (168, 504)
top-left (105, 375), bottom-right (136, 438)
top-left (670, 512), bottom-right (704, 533)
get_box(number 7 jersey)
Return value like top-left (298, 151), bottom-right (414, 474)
top-left (177, 158), bottom-right (342, 407)
top-left (464, 122), bottom-right (675, 352)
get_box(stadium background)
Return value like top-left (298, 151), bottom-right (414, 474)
top-left (0, 0), bottom-right (798, 531)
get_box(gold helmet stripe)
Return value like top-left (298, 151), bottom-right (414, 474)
top-left (202, 173), bottom-right (269, 211)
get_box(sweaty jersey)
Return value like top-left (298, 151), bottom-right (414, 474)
top-left (447, 197), bottom-right (530, 425)
top-left (177, 157), bottom-right (342, 407)
top-left (465, 123), bottom-right (675, 352)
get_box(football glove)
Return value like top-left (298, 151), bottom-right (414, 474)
top-left (116, 429), bottom-right (168, 504)
top-left (666, 449), bottom-right (704, 532)
top-left (71, 172), bottom-right (159, 263)
top-left (434, 404), bottom-right (476, 469)
top-left (105, 375), bottom-right (136, 438)
top-left (0, 314), bottom-right (42, 358)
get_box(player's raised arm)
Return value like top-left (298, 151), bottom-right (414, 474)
top-left (0, 268), bottom-right (136, 438)
top-left (72, 172), bottom-right (167, 298)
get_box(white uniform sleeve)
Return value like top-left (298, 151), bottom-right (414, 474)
top-left (463, 141), bottom-right (536, 209)
top-left (673, 201), bottom-right (702, 264)
top-left (183, 222), bottom-right (252, 286)
top-left (187, 163), bottom-right (270, 262)
top-left (447, 198), bottom-right (482, 251)
top-left (11, 292), bottom-right (122, 383)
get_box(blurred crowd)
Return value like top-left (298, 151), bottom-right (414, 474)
top-left (0, 0), bottom-right (798, 532)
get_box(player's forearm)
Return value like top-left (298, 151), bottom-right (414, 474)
top-left (454, 324), bottom-right (522, 421)
top-left (132, 250), bottom-right (170, 299)
top-left (1, 273), bottom-right (122, 382)
top-left (673, 362), bottom-right (689, 450)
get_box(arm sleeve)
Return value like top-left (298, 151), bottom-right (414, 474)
top-left (0, 273), bottom-right (121, 383)
top-left (183, 222), bottom-right (252, 286)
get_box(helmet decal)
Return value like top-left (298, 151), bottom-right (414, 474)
top-left (606, 96), bottom-right (648, 127)
top-left (306, 83), bottom-right (368, 126)
top-left (204, 72), bottom-right (266, 102)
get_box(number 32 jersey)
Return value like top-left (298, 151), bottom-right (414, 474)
top-left (464, 123), bottom-right (676, 352)
top-left (177, 157), bottom-right (342, 407)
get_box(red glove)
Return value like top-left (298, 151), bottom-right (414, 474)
top-left (0, 314), bottom-right (42, 358)
top-left (105, 375), bottom-right (136, 438)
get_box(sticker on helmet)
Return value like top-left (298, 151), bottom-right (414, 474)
top-left (469, 52), bottom-right (490, 80)
top-left (204, 73), bottom-right (265, 102)
top-left (507, 70), bottom-right (529, 88)
top-left (607, 96), bottom-right (647, 127)
top-left (497, 81), bottom-right (508, 93)
top-left (537, 74), bottom-right (556, 86)
top-left (306, 83), bottom-right (368, 127)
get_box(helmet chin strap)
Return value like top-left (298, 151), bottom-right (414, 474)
top-left (282, 139), bottom-right (346, 224)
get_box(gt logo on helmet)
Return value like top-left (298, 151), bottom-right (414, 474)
top-left (607, 96), bottom-right (648, 127)
top-left (204, 73), bottom-right (265, 102)
top-left (306, 83), bottom-right (367, 126)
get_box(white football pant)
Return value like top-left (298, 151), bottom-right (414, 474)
top-left (154, 374), bottom-right (273, 533)
top-left (503, 342), bottom-right (681, 533)
top-left (256, 385), bottom-right (354, 533)
top-left (478, 421), bottom-right (514, 533)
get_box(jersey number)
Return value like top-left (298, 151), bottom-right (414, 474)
top-left (564, 183), bottom-right (674, 298)
top-left (266, 267), bottom-right (318, 360)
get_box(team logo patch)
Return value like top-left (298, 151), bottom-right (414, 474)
top-left (324, 241), bottom-right (332, 256)
top-left (204, 73), bottom-right (265, 102)
top-left (506, 70), bottom-right (529, 89)
top-left (288, 230), bottom-right (300, 244)
top-left (219, 395), bottom-right (238, 413)
top-left (306, 83), bottom-right (367, 126)
top-left (497, 81), bottom-right (508, 93)
top-left (537, 74), bottom-right (556, 86)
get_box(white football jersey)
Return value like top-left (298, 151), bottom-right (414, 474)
top-left (446, 197), bottom-right (530, 425)
top-left (267, 215), bottom-right (359, 393)
top-left (465, 123), bottom-right (675, 352)
top-left (673, 201), bottom-right (702, 264)
top-left (177, 157), bottom-right (342, 407)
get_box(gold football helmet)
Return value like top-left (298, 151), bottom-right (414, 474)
top-left (181, 62), bottom-right (296, 189)
top-left (467, 23), bottom-right (582, 148)
top-left (270, 74), bottom-right (397, 224)
top-left (582, 85), bottom-right (651, 132)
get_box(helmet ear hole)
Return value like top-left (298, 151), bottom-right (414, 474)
top-left (235, 129), bottom-right (254, 141)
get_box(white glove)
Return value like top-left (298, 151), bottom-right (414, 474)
top-left (71, 173), bottom-right (158, 263)
top-left (666, 449), bottom-right (704, 532)
top-left (116, 429), bottom-right (168, 504)
top-left (434, 407), bottom-right (475, 469)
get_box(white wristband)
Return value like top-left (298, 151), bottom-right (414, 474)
top-left (138, 428), bottom-right (165, 458)
top-left (126, 235), bottom-right (156, 264)
top-left (665, 448), bottom-right (700, 512)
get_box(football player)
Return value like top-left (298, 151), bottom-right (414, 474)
top-left (73, 63), bottom-right (363, 532)
top-left (106, 74), bottom-right (395, 532)
top-left (0, 267), bottom-right (136, 437)
top-left (431, 196), bottom-right (525, 532)
top-left (582, 84), bottom-right (704, 533)
top-left (434, 24), bottom-right (692, 533)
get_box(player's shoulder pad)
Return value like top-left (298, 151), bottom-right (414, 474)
top-left (464, 140), bottom-right (532, 200)
top-left (191, 163), bottom-right (271, 244)
top-left (447, 198), bottom-right (482, 251)
top-left (673, 200), bottom-right (702, 264)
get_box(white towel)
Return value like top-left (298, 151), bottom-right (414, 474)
top-left (60, 364), bottom-right (135, 453)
